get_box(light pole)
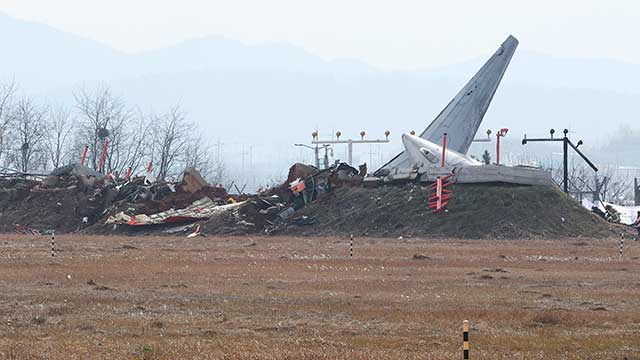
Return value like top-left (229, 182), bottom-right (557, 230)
top-left (294, 143), bottom-right (318, 168)
top-left (472, 129), bottom-right (493, 143)
top-left (294, 143), bottom-right (330, 169)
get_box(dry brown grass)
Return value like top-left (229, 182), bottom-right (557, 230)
top-left (0, 234), bottom-right (638, 359)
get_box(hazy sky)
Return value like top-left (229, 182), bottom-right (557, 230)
top-left (2, 0), bottom-right (639, 69)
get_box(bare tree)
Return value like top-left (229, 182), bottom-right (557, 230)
top-left (102, 113), bottom-right (131, 176)
top-left (74, 84), bottom-right (131, 172)
top-left (551, 160), bottom-right (593, 195)
top-left (598, 165), bottom-right (633, 204)
top-left (183, 134), bottom-right (211, 172)
top-left (45, 104), bottom-right (74, 169)
top-left (1, 82), bottom-right (226, 182)
top-left (152, 105), bottom-right (191, 181)
top-left (553, 161), bottom-right (634, 204)
top-left (0, 80), bottom-right (17, 167)
top-left (182, 133), bottom-right (229, 184)
top-left (118, 108), bottom-right (152, 176)
top-left (9, 97), bottom-right (48, 173)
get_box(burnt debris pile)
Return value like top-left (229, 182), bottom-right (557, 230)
top-left (1, 164), bottom-right (110, 233)
top-left (0, 162), bottom-right (615, 239)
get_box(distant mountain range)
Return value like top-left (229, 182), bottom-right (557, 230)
top-left (1, 12), bottom-right (639, 185)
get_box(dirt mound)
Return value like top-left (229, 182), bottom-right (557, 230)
top-left (0, 177), bottom-right (110, 233)
top-left (0, 166), bottom-right (232, 235)
top-left (276, 183), bottom-right (613, 239)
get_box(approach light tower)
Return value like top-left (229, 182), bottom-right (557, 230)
top-left (522, 128), bottom-right (598, 194)
top-left (311, 130), bottom-right (391, 166)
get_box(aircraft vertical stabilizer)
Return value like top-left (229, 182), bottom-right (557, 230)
top-left (376, 35), bottom-right (518, 175)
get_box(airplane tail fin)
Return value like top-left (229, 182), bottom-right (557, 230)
top-left (376, 35), bottom-right (518, 176)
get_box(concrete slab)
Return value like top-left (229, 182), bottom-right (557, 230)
top-left (417, 165), bottom-right (552, 186)
top-left (371, 165), bottom-right (551, 186)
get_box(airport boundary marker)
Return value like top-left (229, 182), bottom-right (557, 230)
top-left (619, 233), bottom-right (624, 259)
top-left (349, 234), bottom-right (353, 258)
top-left (51, 231), bottom-right (55, 257)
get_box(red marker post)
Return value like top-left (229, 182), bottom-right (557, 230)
top-left (496, 128), bottom-right (508, 165)
top-left (80, 145), bottom-right (89, 166)
top-left (98, 140), bottom-right (109, 173)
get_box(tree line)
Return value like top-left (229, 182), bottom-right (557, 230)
top-left (0, 80), bottom-right (226, 184)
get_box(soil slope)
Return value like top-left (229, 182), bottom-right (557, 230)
top-left (278, 184), bottom-right (613, 239)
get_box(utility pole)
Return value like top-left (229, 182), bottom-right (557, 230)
top-left (240, 145), bottom-right (248, 172)
top-left (216, 138), bottom-right (221, 164)
top-left (563, 134), bottom-right (568, 193)
top-left (368, 145), bottom-right (376, 169)
top-left (522, 128), bottom-right (598, 194)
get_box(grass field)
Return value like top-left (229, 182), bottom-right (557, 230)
top-left (0, 234), bottom-right (638, 359)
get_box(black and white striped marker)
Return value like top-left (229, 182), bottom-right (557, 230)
top-left (51, 232), bottom-right (55, 257)
top-left (463, 320), bottom-right (469, 359)
top-left (349, 234), bottom-right (353, 258)
top-left (619, 233), bottom-right (624, 259)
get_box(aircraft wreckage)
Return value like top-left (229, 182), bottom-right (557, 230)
top-left (0, 35), bottom-right (556, 237)
top-left (369, 35), bottom-right (551, 186)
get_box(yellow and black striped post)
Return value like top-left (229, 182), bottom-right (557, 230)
top-left (463, 320), bottom-right (469, 359)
